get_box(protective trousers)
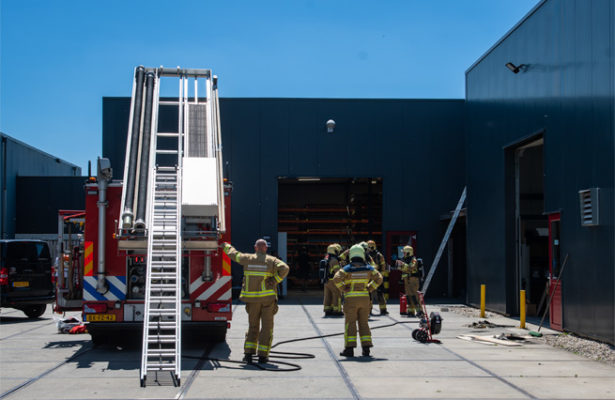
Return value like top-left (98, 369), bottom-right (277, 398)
top-left (404, 277), bottom-right (420, 313)
top-left (324, 279), bottom-right (342, 312)
top-left (244, 299), bottom-right (278, 357)
top-left (343, 296), bottom-right (372, 348)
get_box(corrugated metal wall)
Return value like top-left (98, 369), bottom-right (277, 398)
top-left (465, 0), bottom-right (614, 342)
top-left (0, 133), bottom-right (82, 238)
top-left (103, 97), bottom-right (466, 297)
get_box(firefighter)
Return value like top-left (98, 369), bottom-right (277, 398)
top-left (222, 239), bottom-right (289, 364)
top-left (366, 240), bottom-right (388, 315)
top-left (333, 244), bottom-right (383, 357)
top-left (396, 245), bottom-right (423, 317)
top-left (340, 241), bottom-right (375, 266)
top-left (323, 243), bottom-right (343, 316)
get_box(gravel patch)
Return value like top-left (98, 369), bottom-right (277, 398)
top-left (445, 305), bottom-right (615, 366)
top-left (538, 333), bottom-right (615, 367)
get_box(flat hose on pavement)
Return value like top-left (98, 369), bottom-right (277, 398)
top-left (182, 319), bottom-right (418, 372)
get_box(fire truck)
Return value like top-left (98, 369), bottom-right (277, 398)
top-left (55, 66), bottom-right (231, 386)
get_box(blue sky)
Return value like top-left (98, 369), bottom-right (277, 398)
top-left (1, 0), bottom-right (539, 172)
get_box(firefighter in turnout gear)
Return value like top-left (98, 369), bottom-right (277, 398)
top-left (333, 244), bottom-right (383, 357)
top-left (339, 242), bottom-right (376, 267)
top-left (323, 243), bottom-right (343, 316)
top-left (222, 239), bottom-right (289, 364)
top-left (396, 245), bottom-right (423, 317)
top-left (367, 240), bottom-right (388, 315)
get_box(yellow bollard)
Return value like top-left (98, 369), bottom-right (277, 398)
top-left (520, 290), bottom-right (526, 329)
top-left (480, 284), bottom-right (486, 317)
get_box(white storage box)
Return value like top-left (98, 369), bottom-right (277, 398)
top-left (182, 157), bottom-right (219, 217)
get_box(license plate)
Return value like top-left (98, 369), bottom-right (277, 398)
top-left (12, 281), bottom-right (29, 288)
top-left (86, 314), bottom-right (116, 322)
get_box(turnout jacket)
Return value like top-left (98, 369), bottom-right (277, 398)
top-left (327, 255), bottom-right (342, 278)
top-left (332, 262), bottom-right (383, 298)
top-left (223, 243), bottom-right (289, 303)
top-left (340, 249), bottom-right (376, 267)
top-left (367, 250), bottom-right (386, 273)
top-left (399, 256), bottom-right (421, 279)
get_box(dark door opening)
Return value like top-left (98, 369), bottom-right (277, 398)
top-left (278, 177), bottom-right (383, 291)
top-left (548, 212), bottom-right (563, 330)
top-left (514, 138), bottom-right (549, 316)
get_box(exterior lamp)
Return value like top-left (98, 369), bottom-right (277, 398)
top-left (505, 62), bottom-right (525, 74)
top-left (326, 119), bottom-right (336, 133)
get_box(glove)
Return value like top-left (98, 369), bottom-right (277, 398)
top-left (265, 277), bottom-right (276, 289)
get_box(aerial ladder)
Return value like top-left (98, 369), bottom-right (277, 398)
top-left (118, 66), bottom-right (225, 387)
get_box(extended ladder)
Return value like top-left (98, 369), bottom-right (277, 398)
top-left (140, 70), bottom-right (183, 387)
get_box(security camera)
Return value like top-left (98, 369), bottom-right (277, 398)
top-left (326, 119), bottom-right (336, 133)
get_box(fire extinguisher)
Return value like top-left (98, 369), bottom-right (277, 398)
top-left (400, 293), bottom-right (407, 315)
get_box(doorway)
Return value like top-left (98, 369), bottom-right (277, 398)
top-left (513, 137), bottom-right (549, 316)
top-left (548, 213), bottom-right (563, 330)
top-left (278, 177), bottom-right (383, 291)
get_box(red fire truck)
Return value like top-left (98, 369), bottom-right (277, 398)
top-left (55, 67), bottom-right (230, 385)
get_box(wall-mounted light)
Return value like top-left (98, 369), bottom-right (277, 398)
top-left (505, 62), bottom-right (525, 74)
top-left (326, 119), bottom-right (336, 133)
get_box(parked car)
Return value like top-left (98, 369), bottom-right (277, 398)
top-left (0, 240), bottom-right (55, 318)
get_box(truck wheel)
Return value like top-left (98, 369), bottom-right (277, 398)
top-left (24, 304), bottom-right (46, 319)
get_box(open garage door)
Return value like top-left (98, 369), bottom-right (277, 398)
top-left (278, 177), bottom-right (382, 290)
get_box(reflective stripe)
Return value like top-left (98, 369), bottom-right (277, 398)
top-left (240, 290), bottom-right (277, 298)
top-left (245, 271), bottom-right (272, 277)
top-left (349, 279), bottom-right (369, 284)
top-left (360, 336), bottom-right (371, 341)
top-left (346, 291), bottom-right (369, 298)
top-left (335, 282), bottom-right (344, 288)
top-left (274, 274), bottom-right (283, 283)
top-left (346, 336), bottom-right (357, 342)
top-left (245, 341), bottom-right (257, 349)
top-left (257, 344), bottom-right (270, 351)
top-left (234, 254), bottom-right (241, 263)
top-left (368, 281), bottom-right (378, 289)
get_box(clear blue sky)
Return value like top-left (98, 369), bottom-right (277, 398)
top-left (1, 0), bottom-right (539, 173)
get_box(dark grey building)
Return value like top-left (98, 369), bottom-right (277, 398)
top-left (0, 132), bottom-right (81, 238)
top-left (465, 0), bottom-right (614, 343)
top-left (103, 97), bottom-right (466, 298)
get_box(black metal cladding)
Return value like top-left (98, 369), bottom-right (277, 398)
top-left (16, 177), bottom-right (86, 234)
top-left (103, 97), bottom-right (466, 297)
top-left (465, 0), bottom-right (614, 343)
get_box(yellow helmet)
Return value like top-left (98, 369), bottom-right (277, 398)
top-left (327, 243), bottom-right (341, 256)
top-left (367, 240), bottom-right (377, 251)
top-left (403, 246), bottom-right (414, 257)
top-left (359, 241), bottom-right (369, 250)
top-left (349, 244), bottom-right (365, 262)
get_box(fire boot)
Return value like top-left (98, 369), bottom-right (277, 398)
top-left (243, 354), bottom-right (254, 364)
top-left (258, 355), bottom-right (269, 363)
top-left (362, 347), bottom-right (371, 357)
top-left (380, 309), bottom-right (389, 315)
top-left (339, 347), bottom-right (354, 357)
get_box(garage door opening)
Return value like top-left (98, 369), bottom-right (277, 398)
top-left (278, 177), bottom-right (382, 291)
top-left (513, 137), bottom-right (548, 317)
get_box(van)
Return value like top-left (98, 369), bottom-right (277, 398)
top-left (0, 240), bottom-right (55, 318)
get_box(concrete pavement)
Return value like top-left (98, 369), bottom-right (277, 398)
top-left (0, 294), bottom-right (613, 399)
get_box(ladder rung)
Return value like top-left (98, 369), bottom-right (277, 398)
top-left (148, 309), bottom-right (177, 316)
top-left (150, 273), bottom-right (177, 279)
top-left (156, 149), bottom-right (179, 154)
top-left (148, 334), bottom-right (177, 341)
top-left (146, 365), bottom-right (176, 371)
top-left (158, 101), bottom-right (180, 105)
top-left (157, 132), bottom-right (180, 137)
top-left (150, 286), bottom-right (177, 291)
top-left (157, 166), bottom-right (177, 171)
top-left (148, 321), bottom-right (177, 327)
top-left (147, 352), bottom-right (176, 357)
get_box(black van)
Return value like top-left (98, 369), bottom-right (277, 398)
top-left (0, 240), bottom-right (55, 318)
